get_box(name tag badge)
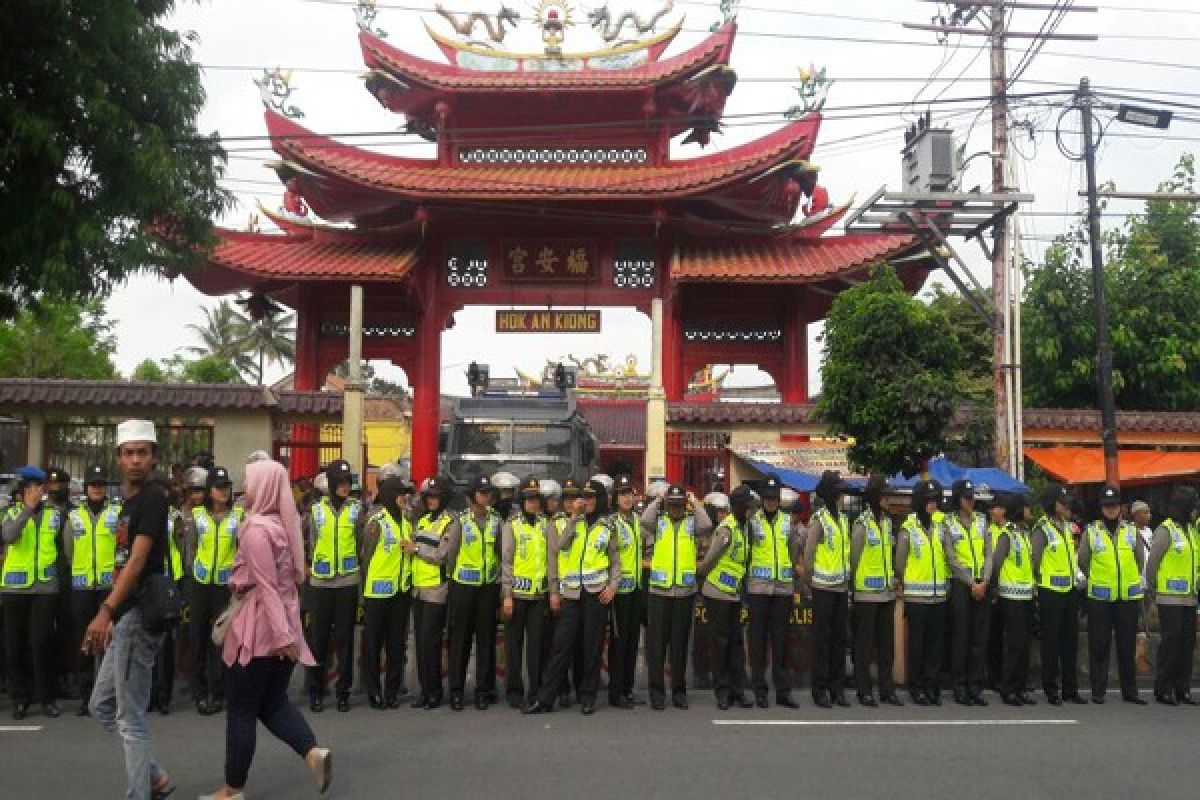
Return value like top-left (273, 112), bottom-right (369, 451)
top-left (313, 561), bottom-right (332, 577)
top-left (864, 576), bottom-right (885, 590)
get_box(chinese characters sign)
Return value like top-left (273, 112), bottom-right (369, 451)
top-left (496, 310), bottom-right (602, 334)
top-left (501, 240), bottom-right (598, 283)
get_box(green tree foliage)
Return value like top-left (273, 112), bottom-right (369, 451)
top-left (0, 1), bottom-right (232, 316)
top-left (186, 300), bottom-right (256, 379)
top-left (925, 284), bottom-right (996, 464)
top-left (0, 298), bottom-right (118, 378)
top-left (241, 311), bottom-right (295, 385)
top-left (131, 358), bottom-right (168, 382)
top-left (131, 353), bottom-right (244, 384)
top-left (817, 264), bottom-right (964, 476)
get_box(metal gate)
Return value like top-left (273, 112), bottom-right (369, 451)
top-left (666, 431), bottom-right (731, 494)
top-left (0, 418), bottom-right (29, 473)
top-left (273, 422), bottom-right (360, 479)
top-left (44, 422), bottom-right (213, 483)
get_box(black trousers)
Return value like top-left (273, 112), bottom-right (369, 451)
top-left (447, 582), bottom-right (498, 698)
top-left (747, 593), bottom-right (793, 695)
top-left (3, 593), bottom-right (57, 704)
top-left (1038, 588), bottom-right (1080, 696)
top-left (646, 593), bottom-right (694, 699)
top-left (224, 658), bottom-right (318, 790)
top-left (905, 601), bottom-right (946, 696)
top-left (853, 600), bottom-right (896, 697)
top-left (538, 592), bottom-right (606, 706)
top-left (544, 608), bottom-right (584, 699)
top-left (304, 585), bottom-right (358, 698)
top-left (71, 589), bottom-right (109, 701)
top-left (505, 596), bottom-right (547, 703)
top-left (999, 598), bottom-right (1033, 696)
top-left (53, 578), bottom-right (74, 691)
top-left (706, 596), bottom-right (747, 702)
top-left (810, 588), bottom-right (849, 696)
top-left (152, 627), bottom-right (176, 709)
top-left (1155, 604), bottom-right (1197, 697)
top-left (413, 598), bottom-right (447, 700)
top-left (949, 582), bottom-right (991, 695)
top-left (362, 591), bottom-right (411, 701)
top-left (1087, 598), bottom-right (1139, 698)
top-left (190, 581), bottom-right (230, 702)
top-left (607, 590), bottom-right (642, 702)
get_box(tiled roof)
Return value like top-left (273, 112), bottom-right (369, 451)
top-left (0, 380), bottom-right (341, 415)
top-left (668, 403), bottom-right (818, 425)
top-left (1023, 408), bottom-right (1200, 434)
top-left (208, 230), bottom-right (419, 282)
top-left (672, 233), bottom-right (917, 283)
top-left (578, 399), bottom-right (647, 447)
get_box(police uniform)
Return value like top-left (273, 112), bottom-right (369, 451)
top-left (1030, 484), bottom-right (1086, 705)
top-left (150, 496), bottom-right (187, 715)
top-left (746, 476), bottom-right (802, 707)
top-left (501, 479), bottom-right (556, 708)
top-left (697, 487), bottom-right (755, 710)
top-left (986, 495), bottom-right (1036, 706)
top-left (943, 480), bottom-right (992, 706)
top-left (1144, 488), bottom-right (1200, 705)
top-left (895, 481), bottom-right (949, 705)
top-left (803, 471), bottom-right (853, 708)
top-left (848, 475), bottom-right (901, 706)
top-left (545, 478), bottom-right (585, 708)
top-left (607, 475), bottom-right (644, 709)
top-left (410, 477), bottom-right (459, 709)
top-left (360, 478), bottom-right (414, 709)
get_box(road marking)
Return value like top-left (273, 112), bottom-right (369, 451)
top-left (713, 719), bottom-right (1079, 727)
top-left (0, 726), bottom-right (44, 733)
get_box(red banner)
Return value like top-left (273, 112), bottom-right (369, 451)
top-left (501, 240), bottom-right (599, 283)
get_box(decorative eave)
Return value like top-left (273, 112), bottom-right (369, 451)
top-left (671, 232), bottom-right (921, 284)
top-left (424, 17), bottom-right (686, 67)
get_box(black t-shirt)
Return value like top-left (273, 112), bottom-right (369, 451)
top-left (113, 481), bottom-right (170, 618)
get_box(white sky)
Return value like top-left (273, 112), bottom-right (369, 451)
top-left (107, 0), bottom-right (1200, 395)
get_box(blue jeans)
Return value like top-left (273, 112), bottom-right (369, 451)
top-left (89, 607), bottom-right (166, 800)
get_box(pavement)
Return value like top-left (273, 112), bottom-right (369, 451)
top-left (1, 690), bottom-right (1195, 800)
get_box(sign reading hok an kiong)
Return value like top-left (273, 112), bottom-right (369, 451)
top-left (496, 310), bottom-right (602, 333)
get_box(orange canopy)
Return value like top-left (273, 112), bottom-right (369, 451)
top-left (1024, 447), bottom-right (1200, 485)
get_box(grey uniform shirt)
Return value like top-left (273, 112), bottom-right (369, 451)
top-left (551, 513), bottom-right (619, 600)
top-left (640, 498), bottom-right (713, 598)
top-left (1144, 523), bottom-right (1198, 608)
top-left (894, 517), bottom-right (948, 604)
top-left (1, 504), bottom-right (63, 594)
top-left (1077, 521), bottom-right (1147, 597)
top-left (849, 510), bottom-right (895, 603)
top-left (303, 499), bottom-right (365, 591)
top-left (803, 509), bottom-right (851, 594)
top-left (412, 512), bottom-right (460, 605)
top-left (500, 515), bottom-right (557, 600)
top-left (745, 509), bottom-right (802, 597)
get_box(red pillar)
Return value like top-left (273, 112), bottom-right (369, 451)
top-left (410, 303), bottom-right (443, 485)
top-left (290, 289), bottom-right (322, 480)
top-left (781, 311), bottom-right (809, 404)
top-left (662, 293), bottom-right (685, 483)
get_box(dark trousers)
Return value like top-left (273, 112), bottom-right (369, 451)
top-left (189, 581), bottom-right (230, 702)
top-left (505, 596), bottom-right (547, 704)
top-left (905, 601), bottom-right (946, 696)
top-left (224, 658), bottom-right (317, 790)
top-left (538, 592), bottom-right (606, 706)
top-left (810, 588), bottom-right (849, 696)
top-left (1087, 598), bottom-right (1139, 699)
top-left (1155, 604), bottom-right (1197, 696)
top-left (304, 585), bottom-right (358, 699)
top-left (646, 593), bottom-right (694, 699)
top-left (607, 590), bottom-right (642, 702)
top-left (999, 598), bottom-right (1033, 696)
top-left (949, 582), bottom-right (991, 696)
top-left (545, 608), bottom-right (584, 700)
top-left (447, 582), bottom-right (498, 698)
top-left (1038, 588), bottom-right (1080, 696)
top-left (53, 578), bottom-right (74, 692)
top-left (3, 593), bottom-right (57, 704)
top-left (152, 627), bottom-right (176, 709)
top-left (706, 596), bottom-right (746, 702)
top-left (71, 589), bottom-right (109, 702)
top-left (413, 598), bottom-right (447, 700)
top-left (362, 591), bottom-right (411, 701)
top-left (853, 600), bottom-right (895, 697)
top-left (747, 593), bottom-right (793, 695)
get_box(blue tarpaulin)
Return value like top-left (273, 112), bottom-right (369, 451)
top-left (743, 456), bottom-right (1028, 494)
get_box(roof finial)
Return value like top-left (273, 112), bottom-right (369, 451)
top-left (355, 0), bottom-right (388, 38)
top-left (711, 0), bottom-right (739, 32)
top-left (254, 67), bottom-right (304, 119)
top-left (786, 64), bottom-right (832, 118)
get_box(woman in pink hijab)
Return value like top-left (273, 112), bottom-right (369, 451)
top-left (200, 459), bottom-right (332, 800)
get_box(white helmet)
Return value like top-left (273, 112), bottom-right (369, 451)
top-left (539, 479), bottom-right (562, 500)
top-left (703, 492), bottom-right (730, 511)
top-left (590, 473), bottom-right (614, 493)
top-left (491, 471), bottom-right (520, 492)
top-left (647, 480), bottom-right (669, 500)
top-left (377, 462), bottom-right (401, 481)
top-left (184, 467), bottom-right (209, 490)
top-left (780, 487), bottom-right (799, 511)
top-left (313, 473), bottom-right (328, 495)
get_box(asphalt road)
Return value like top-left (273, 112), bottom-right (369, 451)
top-left (2, 691), bottom-right (1196, 800)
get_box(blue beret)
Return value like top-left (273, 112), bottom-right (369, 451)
top-left (16, 465), bottom-right (47, 482)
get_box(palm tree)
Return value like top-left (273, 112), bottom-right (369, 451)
top-left (241, 310), bottom-right (296, 385)
top-left (186, 300), bottom-right (256, 379)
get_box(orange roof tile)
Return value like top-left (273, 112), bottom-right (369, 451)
top-left (671, 233), bottom-right (917, 283)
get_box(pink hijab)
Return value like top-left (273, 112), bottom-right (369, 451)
top-left (243, 459), bottom-right (306, 581)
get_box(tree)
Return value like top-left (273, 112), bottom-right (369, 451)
top-left (0, 298), bottom-right (118, 378)
top-left (131, 358), bottom-right (168, 383)
top-left (816, 264), bottom-right (964, 476)
top-left (241, 310), bottom-right (295, 385)
top-left (186, 300), bottom-right (256, 378)
top-left (175, 355), bottom-right (244, 384)
top-left (925, 283), bottom-right (996, 465)
top-left (0, 1), bottom-right (232, 316)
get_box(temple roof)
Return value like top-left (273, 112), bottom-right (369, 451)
top-left (672, 232), bottom-right (917, 283)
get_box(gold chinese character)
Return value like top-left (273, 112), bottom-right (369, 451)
top-left (566, 247), bottom-right (590, 275)
top-left (536, 246), bottom-right (559, 274)
top-left (508, 246), bottom-right (528, 275)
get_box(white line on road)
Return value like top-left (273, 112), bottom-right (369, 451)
top-left (0, 726), bottom-right (44, 733)
top-left (713, 719), bottom-right (1079, 727)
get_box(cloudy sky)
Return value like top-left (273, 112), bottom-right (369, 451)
top-left (107, 0), bottom-right (1200, 394)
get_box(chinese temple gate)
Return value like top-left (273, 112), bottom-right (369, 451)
top-left (185, 3), bottom-right (932, 483)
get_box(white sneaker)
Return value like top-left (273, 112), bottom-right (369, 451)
top-left (307, 748), bottom-right (332, 794)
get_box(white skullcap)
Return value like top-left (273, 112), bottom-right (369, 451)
top-left (116, 419), bottom-right (156, 447)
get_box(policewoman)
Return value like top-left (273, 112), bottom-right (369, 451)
top-left (944, 479), bottom-right (991, 706)
top-left (303, 459), bottom-right (362, 713)
top-left (607, 474), bottom-right (643, 710)
top-left (547, 478), bottom-right (584, 709)
top-left (447, 476), bottom-right (503, 711)
top-left (405, 476), bottom-right (459, 709)
top-left (895, 480), bottom-right (948, 706)
top-left (803, 470), bottom-right (853, 708)
top-left (849, 474), bottom-right (901, 707)
top-left (1, 466), bottom-right (63, 719)
top-left (1078, 486), bottom-right (1146, 704)
top-left (746, 476), bottom-right (802, 708)
top-left (1030, 484), bottom-right (1086, 705)
top-left (986, 494), bottom-right (1037, 706)
top-left (697, 485), bottom-right (755, 710)
top-left (500, 478), bottom-right (556, 709)
top-left (360, 477), bottom-right (414, 710)
top-left (1144, 487), bottom-right (1199, 705)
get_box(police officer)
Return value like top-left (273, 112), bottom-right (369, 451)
top-left (804, 470), bottom-right (853, 708)
top-left (896, 480), bottom-right (948, 706)
top-left (607, 474), bottom-right (643, 710)
top-left (1030, 484), bottom-right (1086, 705)
top-left (849, 474), bottom-right (902, 707)
top-left (65, 465), bottom-right (120, 715)
top-left (944, 479), bottom-right (991, 706)
top-left (43, 467), bottom-right (75, 708)
top-left (697, 485), bottom-right (755, 710)
top-left (987, 494), bottom-right (1037, 706)
top-left (746, 476), bottom-right (802, 708)
top-left (446, 475), bottom-right (502, 711)
top-left (491, 471), bottom-right (520, 521)
top-left (405, 476), bottom-right (458, 709)
top-left (304, 459), bottom-right (362, 713)
top-left (546, 478), bottom-right (584, 709)
top-left (360, 477), bottom-right (414, 710)
top-left (501, 478), bottom-right (556, 709)
top-left (1078, 486), bottom-right (1146, 704)
top-left (1144, 487), bottom-right (1198, 705)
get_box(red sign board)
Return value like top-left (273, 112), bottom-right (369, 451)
top-left (496, 310), bottom-right (602, 334)
top-left (501, 240), bottom-right (599, 283)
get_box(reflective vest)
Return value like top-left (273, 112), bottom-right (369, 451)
top-left (1155, 520), bottom-right (1198, 597)
top-left (364, 509), bottom-right (411, 599)
top-left (901, 515), bottom-right (947, 599)
top-left (1037, 517), bottom-right (1077, 593)
top-left (996, 524), bottom-right (1035, 600)
top-left (193, 506), bottom-right (243, 585)
top-left (166, 510), bottom-right (185, 581)
top-left (560, 518), bottom-right (612, 593)
top-left (1085, 521), bottom-right (1143, 602)
top-left (649, 515), bottom-right (697, 590)
top-left (310, 498), bottom-right (360, 580)
top-left (412, 512), bottom-right (452, 589)
top-left (706, 516), bottom-right (748, 596)
top-left (810, 507), bottom-right (850, 588)
top-left (453, 510), bottom-right (500, 586)
top-left (1, 506), bottom-right (60, 589)
top-left (68, 503), bottom-right (120, 590)
top-left (553, 514), bottom-right (570, 582)
top-left (853, 509), bottom-right (894, 594)
top-left (749, 510), bottom-right (793, 583)
top-left (510, 516), bottom-right (548, 597)
top-left (612, 513), bottom-right (642, 593)
top-left (945, 512), bottom-right (987, 582)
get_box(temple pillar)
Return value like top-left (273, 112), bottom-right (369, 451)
top-left (342, 284), bottom-right (366, 475)
top-left (410, 304), bottom-right (443, 484)
top-left (290, 288), bottom-right (322, 480)
top-left (662, 292), bottom-right (684, 483)
top-left (781, 311), bottom-right (809, 404)
top-left (645, 297), bottom-right (667, 485)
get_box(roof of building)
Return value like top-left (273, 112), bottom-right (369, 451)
top-left (1024, 408), bottom-right (1200, 434)
top-left (668, 402), bottom-right (820, 425)
top-left (672, 233), bottom-right (917, 283)
top-left (577, 398), bottom-right (647, 447)
top-left (0, 380), bottom-right (342, 415)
